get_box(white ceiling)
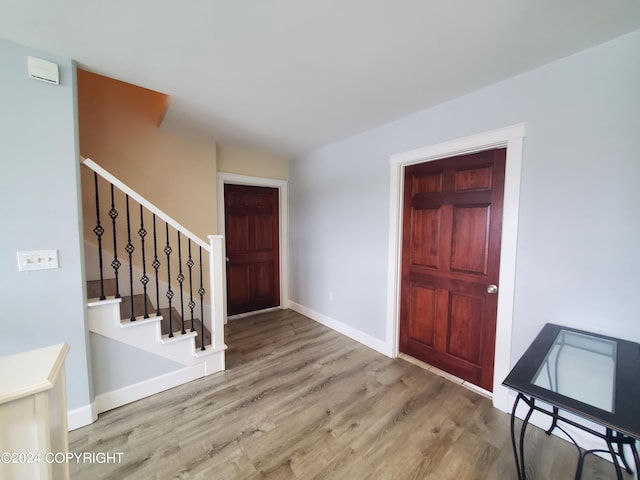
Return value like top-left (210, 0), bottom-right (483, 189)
top-left (2, 0), bottom-right (640, 158)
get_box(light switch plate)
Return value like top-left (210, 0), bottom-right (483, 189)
top-left (17, 250), bottom-right (59, 272)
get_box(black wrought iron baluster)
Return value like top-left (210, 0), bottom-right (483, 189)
top-left (177, 232), bottom-right (186, 334)
top-left (125, 195), bottom-right (136, 321)
top-left (165, 223), bottom-right (174, 337)
top-left (198, 246), bottom-right (206, 351)
top-left (138, 205), bottom-right (149, 319)
top-left (152, 214), bottom-right (161, 316)
top-left (187, 240), bottom-right (196, 333)
top-left (109, 184), bottom-right (121, 298)
top-left (92, 173), bottom-right (106, 300)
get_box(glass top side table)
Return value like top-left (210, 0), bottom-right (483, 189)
top-left (502, 323), bottom-right (640, 480)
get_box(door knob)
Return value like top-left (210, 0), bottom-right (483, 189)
top-left (487, 284), bottom-right (498, 294)
top-left (225, 256), bottom-right (230, 262)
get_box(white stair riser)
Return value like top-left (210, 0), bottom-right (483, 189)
top-left (87, 300), bottom-right (224, 373)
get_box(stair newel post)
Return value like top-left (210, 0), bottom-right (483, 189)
top-left (198, 246), bottom-right (205, 351)
top-left (92, 172), bottom-right (106, 300)
top-left (109, 184), bottom-right (121, 298)
top-left (187, 240), bottom-right (196, 333)
top-left (152, 214), bottom-right (161, 317)
top-left (138, 205), bottom-right (149, 319)
top-left (177, 232), bottom-right (186, 335)
top-left (209, 235), bottom-right (227, 355)
top-left (125, 195), bottom-right (136, 321)
top-left (165, 222), bottom-right (174, 337)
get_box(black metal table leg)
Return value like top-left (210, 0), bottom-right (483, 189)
top-left (603, 431), bottom-right (624, 480)
top-left (628, 436), bottom-right (639, 479)
top-left (611, 430), bottom-right (634, 474)
top-left (511, 393), bottom-right (536, 480)
top-left (510, 393), bottom-right (524, 480)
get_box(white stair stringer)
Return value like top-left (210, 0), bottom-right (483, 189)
top-left (87, 297), bottom-right (226, 376)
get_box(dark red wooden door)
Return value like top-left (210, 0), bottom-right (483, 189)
top-left (224, 184), bottom-right (280, 316)
top-left (399, 149), bottom-right (506, 391)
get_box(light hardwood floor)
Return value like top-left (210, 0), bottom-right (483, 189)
top-left (70, 309), bottom-right (624, 479)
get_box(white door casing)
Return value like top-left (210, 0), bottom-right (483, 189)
top-left (386, 124), bottom-right (525, 412)
top-left (217, 172), bottom-right (290, 317)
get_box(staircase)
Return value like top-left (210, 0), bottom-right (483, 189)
top-left (82, 157), bottom-right (227, 413)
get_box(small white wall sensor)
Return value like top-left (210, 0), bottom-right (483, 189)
top-left (27, 56), bottom-right (59, 85)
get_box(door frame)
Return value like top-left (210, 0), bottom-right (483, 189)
top-left (217, 173), bottom-right (289, 316)
top-left (386, 124), bottom-right (525, 413)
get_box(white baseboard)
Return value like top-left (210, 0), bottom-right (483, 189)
top-left (67, 403), bottom-right (97, 431)
top-left (93, 364), bottom-right (206, 415)
top-left (67, 360), bottom-right (216, 431)
top-left (289, 301), bottom-right (389, 355)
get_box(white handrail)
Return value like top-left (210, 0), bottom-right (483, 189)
top-left (82, 157), bottom-right (210, 251)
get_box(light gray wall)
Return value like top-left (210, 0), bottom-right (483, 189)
top-left (0, 37), bottom-right (92, 409)
top-left (290, 30), bottom-right (640, 362)
top-left (89, 334), bottom-right (183, 395)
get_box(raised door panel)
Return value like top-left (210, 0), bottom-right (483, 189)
top-left (255, 262), bottom-right (275, 299)
top-left (454, 165), bottom-right (493, 191)
top-left (227, 215), bottom-right (250, 254)
top-left (446, 293), bottom-right (485, 365)
top-left (410, 208), bottom-right (441, 269)
top-left (227, 264), bottom-right (251, 304)
top-left (407, 285), bottom-right (438, 348)
top-left (450, 205), bottom-right (490, 275)
top-left (254, 215), bottom-right (274, 251)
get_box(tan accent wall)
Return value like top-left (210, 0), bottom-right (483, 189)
top-left (78, 69), bottom-right (217, 239)
top-left (217, 144), bottom-right (289, 180)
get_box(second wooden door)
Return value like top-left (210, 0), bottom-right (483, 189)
top-left (399, 149), bottom-right (506, 391)
top-left (224, 184), bottom-right (280, 316)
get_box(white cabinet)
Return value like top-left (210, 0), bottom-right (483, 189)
top-left (0, 344), bottom-right (70, 480)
